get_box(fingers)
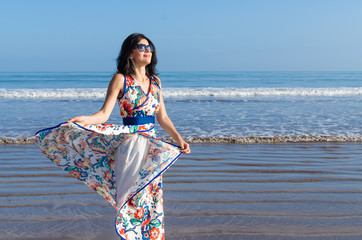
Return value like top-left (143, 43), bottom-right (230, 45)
top-left (181, 148), bottom-right (191, 154)
top-left (182, 149), bottom-right (191, 154)
top-left (180, 142), bottom-right (191, 154)
top-left (67, 116), bottom-right (85, 124)
top-left (65, 117), bottom-right (89, 129)
top-left (67, 117), bottom-right (78, 123)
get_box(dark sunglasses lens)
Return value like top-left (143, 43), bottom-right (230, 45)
top-left (136, 44), bottom-right (154, 52)
top-left (137, 44), bottom-right (146, 51)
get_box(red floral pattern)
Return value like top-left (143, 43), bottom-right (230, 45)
top-left (35, 75), bottom-right (180, 240)
top-left (118, 76), bottom-right (161, 118)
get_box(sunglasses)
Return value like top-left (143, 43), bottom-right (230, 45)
top-left (135, 44), bottom-right (154, 52)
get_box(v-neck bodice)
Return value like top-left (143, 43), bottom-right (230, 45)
top-left (118, 75), bottom-right (161, 118)
top-left (132, 76), bottom-right (151, 96)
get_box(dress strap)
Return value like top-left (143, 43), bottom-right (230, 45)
top-left (116, 75), bottom-right (128, 100)
top-left (151, 76), bottom-right (161, 90)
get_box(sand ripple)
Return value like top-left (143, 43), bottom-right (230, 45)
top-left (1, 143), bottom-right (362, 239)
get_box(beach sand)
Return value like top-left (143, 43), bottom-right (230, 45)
top-left (1, 143), bottom-right (362, 240)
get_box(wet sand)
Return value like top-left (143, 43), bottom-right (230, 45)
top-left (1, 143), bottom-right (362, 240)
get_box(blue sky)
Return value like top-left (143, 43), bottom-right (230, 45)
top-left (1, 0), bottom-right (362, 71)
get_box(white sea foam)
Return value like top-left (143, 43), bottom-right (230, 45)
top-left (1, 87), bottom-right (362, 99)
top-left (0, 88), bottom-right (107, 99)
top-left (164, 87), bottom-right (362, 98)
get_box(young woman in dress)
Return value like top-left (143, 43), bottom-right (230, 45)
top-left (35, 33), bottom-right (190, 239)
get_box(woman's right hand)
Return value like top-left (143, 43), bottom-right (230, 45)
top-left (66, 74), bottom-right (124, 128)
top-left (67, 116), bottom-right (92, 127)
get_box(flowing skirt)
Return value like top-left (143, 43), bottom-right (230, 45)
top-left (35, 122), bottom-right (182, 239)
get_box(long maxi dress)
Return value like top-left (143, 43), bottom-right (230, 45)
top-left (35, 75), bottom-right (182, 240)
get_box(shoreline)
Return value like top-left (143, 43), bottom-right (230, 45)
top-left (1, 136), bottom-right (362, 144)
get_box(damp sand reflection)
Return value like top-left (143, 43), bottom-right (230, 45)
top-left (1, 143), bottom-right (362, 239)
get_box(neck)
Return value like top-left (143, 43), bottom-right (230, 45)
top-left (132, 63), bottom-right (148, 82)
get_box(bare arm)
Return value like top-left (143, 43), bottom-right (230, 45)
top-left (156, 78), bottom-right (191, 154)
top-left (68, 74), bottom-right (124, 126)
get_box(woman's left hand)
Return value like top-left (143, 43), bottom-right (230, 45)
top-left (178, 139), bottom-right (191, 154)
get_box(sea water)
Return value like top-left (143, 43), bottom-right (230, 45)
top-left (0, 71), bottom-right (361, 142)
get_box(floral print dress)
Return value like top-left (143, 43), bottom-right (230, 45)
top-left (35, 75), bottom-right (182, 240)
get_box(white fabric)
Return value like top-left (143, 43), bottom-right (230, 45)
top-left (115, 134), bottom-right (150, 205)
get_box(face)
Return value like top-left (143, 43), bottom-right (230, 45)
top-left (129, 38), bottom-right (153, 67)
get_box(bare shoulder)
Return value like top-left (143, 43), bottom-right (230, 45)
top-left (110, 73), bottom-right (125, 87)
top-left (113, 73), bottom-right (124, 82)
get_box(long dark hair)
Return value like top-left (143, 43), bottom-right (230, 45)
top-left (116, 33), bottom-right (158, 77)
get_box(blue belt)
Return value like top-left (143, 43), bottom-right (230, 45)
top-left (122, 116), bottom-right (155, 125)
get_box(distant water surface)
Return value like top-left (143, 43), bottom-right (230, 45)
top-left (0, 71), bottom-right (361, 143)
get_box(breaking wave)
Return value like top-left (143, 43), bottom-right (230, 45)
top-left (1, 87), bottom-right (362, 99)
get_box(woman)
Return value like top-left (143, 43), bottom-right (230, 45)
top-left (35, 33), bottom-right (190, 239)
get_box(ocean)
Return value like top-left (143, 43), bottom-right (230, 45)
top-left (0, 71), bottom-right (361, 143)
top-left (1, 71), bottom-right (362, 239)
